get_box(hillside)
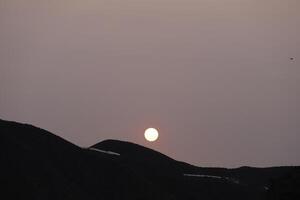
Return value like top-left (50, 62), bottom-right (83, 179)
top-left (1, 119), bottom-right (299, 200)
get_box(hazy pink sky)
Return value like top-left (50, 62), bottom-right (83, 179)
top-left (1, 0), bottom-right (299, 167)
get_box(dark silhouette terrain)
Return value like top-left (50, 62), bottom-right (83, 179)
top-left (1, 119), bottom-right (299, 200)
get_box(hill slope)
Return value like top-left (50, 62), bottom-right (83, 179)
top-left (1, 119), bottom-right (299, 200)
top-left (0, 119), bottom-right (170, 200)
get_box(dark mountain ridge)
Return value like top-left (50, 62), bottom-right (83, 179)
top-left (0, 119), bottom-right (167, 200)
top-left (1, 119), bottom-right (299, 200)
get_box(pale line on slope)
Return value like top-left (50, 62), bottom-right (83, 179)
top-left (88, 147), bottom-right (121, 156)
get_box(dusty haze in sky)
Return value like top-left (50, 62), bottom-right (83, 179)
top-left (1, 0), bottom-right (299, 167)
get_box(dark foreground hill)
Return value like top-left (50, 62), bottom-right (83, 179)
top-left (1, 119), bottom-right (299, 200)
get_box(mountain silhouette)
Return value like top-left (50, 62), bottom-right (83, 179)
top-left (1, 119), bottom-right (299, 200)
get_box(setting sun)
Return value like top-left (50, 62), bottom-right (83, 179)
top-left (144, 128), bottom-right (159, 142)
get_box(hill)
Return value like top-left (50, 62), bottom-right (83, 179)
top-left (1, 119), bottom-right (299, 200)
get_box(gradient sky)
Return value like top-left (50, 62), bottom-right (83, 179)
top-left (1, 0), bottom-right (299, 167)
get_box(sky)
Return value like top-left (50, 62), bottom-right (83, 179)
top-left (0, 0), bottom-right (299, 168)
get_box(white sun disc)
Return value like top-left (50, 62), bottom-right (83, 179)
top-left (144, 128), bottom-right (159, 142)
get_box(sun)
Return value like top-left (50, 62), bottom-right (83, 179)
top-left (144, 128), bottom-right (159, 142)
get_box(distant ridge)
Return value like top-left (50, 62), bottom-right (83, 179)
top-left (1, 119), bottom-right (299, 200)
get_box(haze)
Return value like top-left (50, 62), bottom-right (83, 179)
top-left (0, 0), bottom-right (299, 167)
